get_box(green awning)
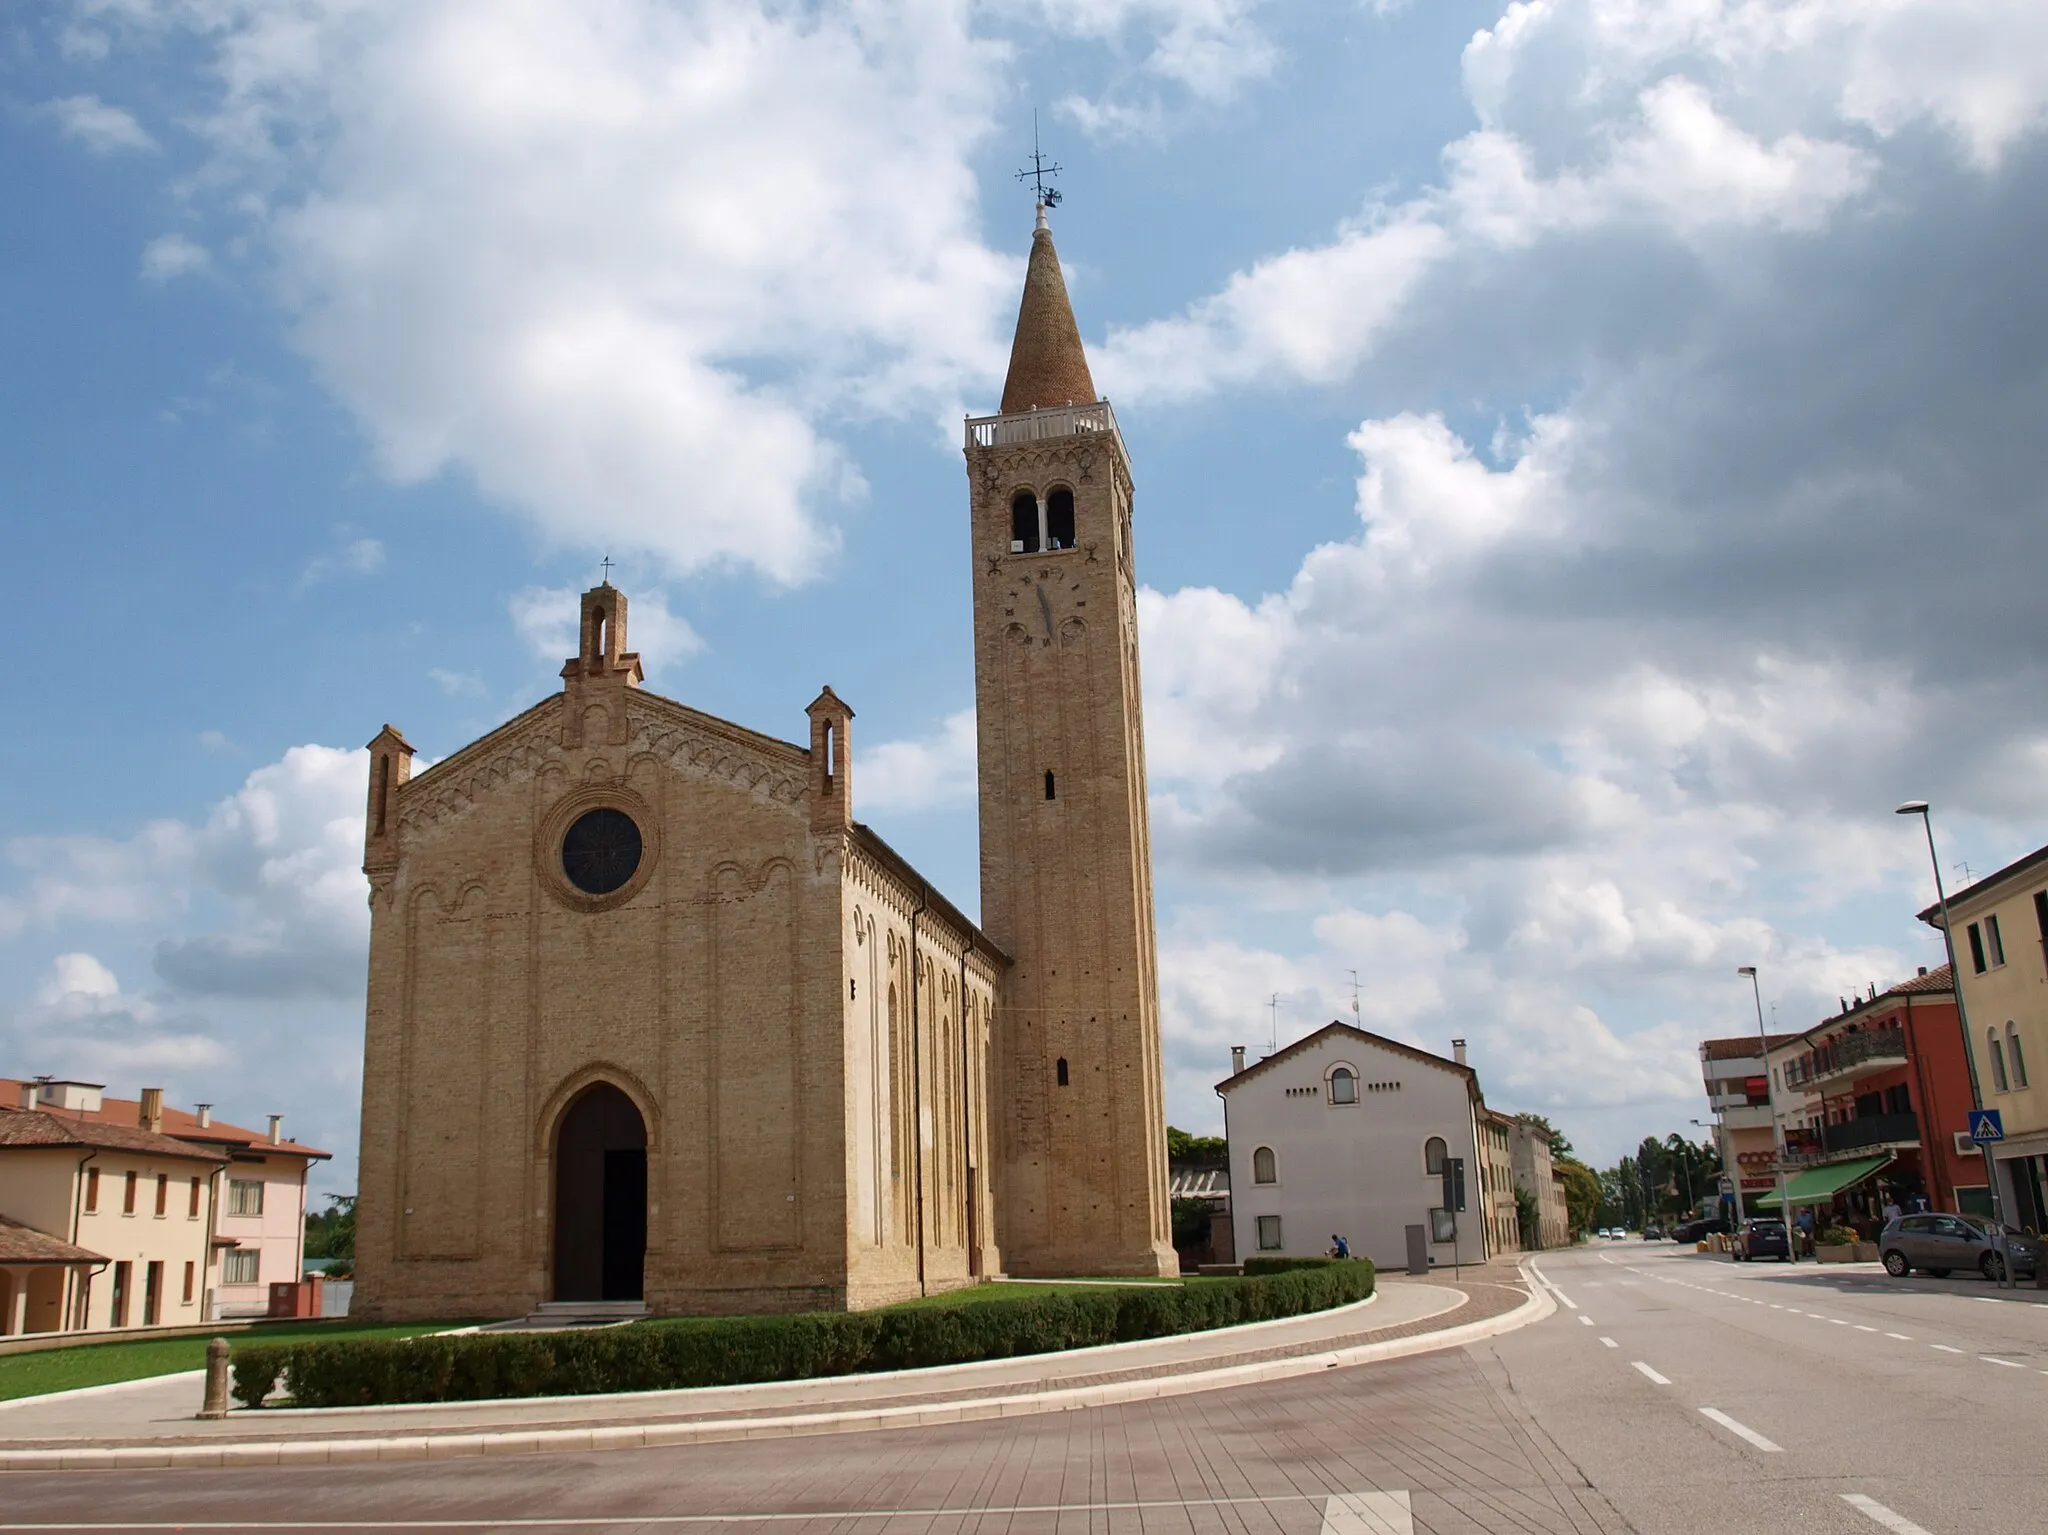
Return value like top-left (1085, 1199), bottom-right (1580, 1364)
top-left (1750, 1155), bottom-right (1892, 1209)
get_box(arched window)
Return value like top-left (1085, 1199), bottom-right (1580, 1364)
top-left (1328, 1067), bottom-right (1357, 1105)
top-left (1252, 1146), bottom-right (1277, 1184)
top-left (1047, 487), bottom-right (1075, 549)
top-left (1056, 1057), bottom-right (1070, 1087)
top-left (1010, 491), bottom-right (1040, 553)
top-left (2009, 1025), bottom-right (2029, 1090)
top-left (1990, 1029), bottom-right (2010, 1092)
top-left (1424, 1136), bottom-right (1448, 1175)
top-left (1044, 770), bottom-right (1056, 800)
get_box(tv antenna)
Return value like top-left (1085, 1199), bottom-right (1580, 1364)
top-left (1347, 969), bottom-right (1362, 1030)
top-left (1268, 993), bottom-right (1280, 1055)
top-left (1015, 111), bottom-right (1063, 209)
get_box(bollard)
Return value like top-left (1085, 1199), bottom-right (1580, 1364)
top-left (196, 1336), bottom-right (230, 1420)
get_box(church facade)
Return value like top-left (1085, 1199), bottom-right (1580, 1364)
top-left (352, 209), bottom-right (1173, 1320)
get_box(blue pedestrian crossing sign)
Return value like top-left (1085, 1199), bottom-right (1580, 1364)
top-left (1970, 1109), bottom-right (2005, 1144)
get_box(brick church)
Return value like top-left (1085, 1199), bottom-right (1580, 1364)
top-left (352, 206), bottom-right (1175, 1318)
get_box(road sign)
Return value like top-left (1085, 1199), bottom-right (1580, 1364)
top-left (1970, 1109), bottom-right (2005, 1144)
top-left (1718, 1175), bottom-right (1734, 1193)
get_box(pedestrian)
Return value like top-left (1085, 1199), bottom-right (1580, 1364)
top-left (1795, 1207), bottom-right (1816, 1256)
top-left (1881, 1197), bottom-right (1902, 1224)
top-left (1332, 1234), bottom-right (1351, 1259)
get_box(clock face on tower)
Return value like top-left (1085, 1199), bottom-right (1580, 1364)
top-left (560, 808), bottom-right (643, 895)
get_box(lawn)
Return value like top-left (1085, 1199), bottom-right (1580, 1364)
top-left (0, 1320), bottom-right (481, 1403)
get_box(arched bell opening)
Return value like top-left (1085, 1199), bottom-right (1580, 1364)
top-left (551, 1082), bottom-right (647, 1302)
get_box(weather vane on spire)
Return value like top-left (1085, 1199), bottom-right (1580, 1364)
top-left (1014, 111), bottom-right (1063, 209)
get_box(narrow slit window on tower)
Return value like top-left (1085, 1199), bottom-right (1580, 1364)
top-left (372, 754), bottom-right (390, 836)
top-left (822, 722), bottom-right (835, 794)
top-left (1011, 492), bottom-right (1040, 553)
top-left (1056, 1057), bottom-right (1069, 1087)
top-left (1044, 770), bottom-right (1056, 800)
top-left (592, 606), bottom-right (608, 663)
top-left (1047, 487), bottom-right (1075, 550)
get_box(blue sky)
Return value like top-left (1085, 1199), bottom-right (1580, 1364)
top-left (5, 0), bottom-right (2048, 1193)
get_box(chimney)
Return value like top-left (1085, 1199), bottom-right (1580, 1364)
top-left (17, 1083), bottom-right (36, 1110)
top-left (1230, 1045), bottom-right (1247, 1076)
top-left (195, 1103), bottom-right (212, 1129)
top-left (1452, 1039), bottom-right (1468, 1067)
top-left (268, 1115), bottom-right (284, 1145)
top-left (1918, 966), bottom-right (1928, 977)
top-left (139, 1087), bottom-right (164, 1133)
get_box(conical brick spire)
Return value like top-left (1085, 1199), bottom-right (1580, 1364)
top-left (999, 206), bottom-right (1097, 414)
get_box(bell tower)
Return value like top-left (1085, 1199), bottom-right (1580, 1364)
top-left (967, 205), bottom-right (1174, 1276)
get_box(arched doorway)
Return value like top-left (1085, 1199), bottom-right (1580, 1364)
top-left (552, 1083), bottom-right (646, 1302)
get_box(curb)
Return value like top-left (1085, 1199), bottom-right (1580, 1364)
top-left (0, 1280), bottom-right (1552, 1471)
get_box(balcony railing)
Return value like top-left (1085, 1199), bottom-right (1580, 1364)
top-left (1822, 1111), bottom-right (1919, 1154)
top-left (1782, 1028), bottom-right (1908, 1089)
top-left (966, 401), bottom-right (1123, 454)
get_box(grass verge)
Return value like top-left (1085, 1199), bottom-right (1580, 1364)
top-left (0, 1321), bottom-right (480, 1404)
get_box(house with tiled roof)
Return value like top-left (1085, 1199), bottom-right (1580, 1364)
top-left (1216, 1022), bottom-right (1493, 1271)
top-left (0, 1078), bottom-right (330, 1334)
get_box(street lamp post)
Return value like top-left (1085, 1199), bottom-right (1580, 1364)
top-left (1738, 966), bottom-right (1798, 1262)
top-left (1896, 800), bottom-right (2009, 1284)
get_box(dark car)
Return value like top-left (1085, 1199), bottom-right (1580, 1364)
top-left (1642, 1226), bottom-right (1664, 1241)
top-left (1670, 1216), bottom-right (1731, 1244)
top-left (1733, 1218), bottom-right (1790, 1261)
top-left (1881, 1213), bottom-right (2038, 1280)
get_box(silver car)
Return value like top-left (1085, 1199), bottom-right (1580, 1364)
top-left (1880, 1213), bottom-right (2037, 1281)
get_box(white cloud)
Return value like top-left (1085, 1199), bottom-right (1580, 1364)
top-left (9, 953), bottom-right (229, 1083)
top-left (1025, 0), bottom-right (1279, 133)
top-left (115, 0), bottom-right (1024, 587)
top-left (428, 668), bottom-right (487, 698)
top-left (508, 585), bottom-right (704, 680)
top-left (856, 709), bottom-right (978, 813)
top-left (297, 536), bottom-right (383, 586)
top-left (1, 745), bottom-right (371, 999)
top-left (45, 93), bottom-right (156, 153)
top-left (140, 234), bottom-right (210, 282)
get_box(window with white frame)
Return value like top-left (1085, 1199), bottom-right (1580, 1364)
top-left (1328, 1066), bottom-right (1357, 1104)
top-left (2008, 1024), bottom-right (2029, 1089)
top-left (1252, 1146), bottom-right (1277, 1184)
top-left (226, 1179), bottom-right (264, 1217)
top-left (222, 1248), bottom-right (260, 1285)
top-left (1256, 1215), bottom-right (1283, 1250)
top-left (1424, 1136), bottom-right (1448, 1175)
top-left (1990, 1029), bottom-right (2010, 1092)
top-left (1987, 913), bottom-right (2007, 968)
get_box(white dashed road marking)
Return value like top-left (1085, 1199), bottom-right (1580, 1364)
top-left (1599, 1337), bottom-right (1618, 1348)
top-left (1698, 1408), bottom-right (1782, 1452)
top-left (1631, 1361), bottom-right (1671, 1385)
top-left (1931, 1344), bottom-right (1964, 1354)
top-left (1982, 1356), bottom-right (2026, 1368)
top-left (1841, 1493), bottom-right (1936, 1534)
top-left (1320, 1491), bottom-right (1414, 1535)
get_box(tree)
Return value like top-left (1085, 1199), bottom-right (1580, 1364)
top-left (1171, 1197), bottom-right (1215, 1250)
top-left (1514, 1182), bottom-right (1541, 1249)
top-left (1558, 1158), bottom-right (1601, 1238)
top-left (305, 1193), bottom-right (356, 1261)
top-left (1166, 1126), bottom-right (1226, 1161)
top-left (1516, 1113), bottom-right (1574, 1163)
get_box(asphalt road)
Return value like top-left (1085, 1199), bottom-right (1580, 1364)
top-left (2, 1251), bottom-right (2044, 1534)
top-left (1500, 1241), bottom-right (2048, 1534)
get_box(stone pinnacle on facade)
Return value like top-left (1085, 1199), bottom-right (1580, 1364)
top-left (998, 204), bottom-right (1098, 415)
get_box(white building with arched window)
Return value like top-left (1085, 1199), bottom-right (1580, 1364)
top-left (1217, 1022), bottom-right (1492, 1271)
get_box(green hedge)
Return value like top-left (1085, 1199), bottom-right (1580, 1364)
top-left (232, 1262), bottom-right (1374, 1409)
top-left (1241, 1256), bottom-right (1351, 1275)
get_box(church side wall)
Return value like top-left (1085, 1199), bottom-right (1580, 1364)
top-left (839, 845), bottom-right (1003, 1308)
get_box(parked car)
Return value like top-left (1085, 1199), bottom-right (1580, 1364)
top-left (1880, 1214), bottom-right (2038, 1280)
top-left (1732, 1218), bottom-right (1791, 1261)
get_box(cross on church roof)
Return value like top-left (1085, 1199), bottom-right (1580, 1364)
top-left (1015, 112), bottom-right (1062, 209)
top-left (600, 555), bottom-right (614, 584)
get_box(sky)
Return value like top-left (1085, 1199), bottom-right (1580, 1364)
top-left (5, 0), bottom-right (2048, 1196)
